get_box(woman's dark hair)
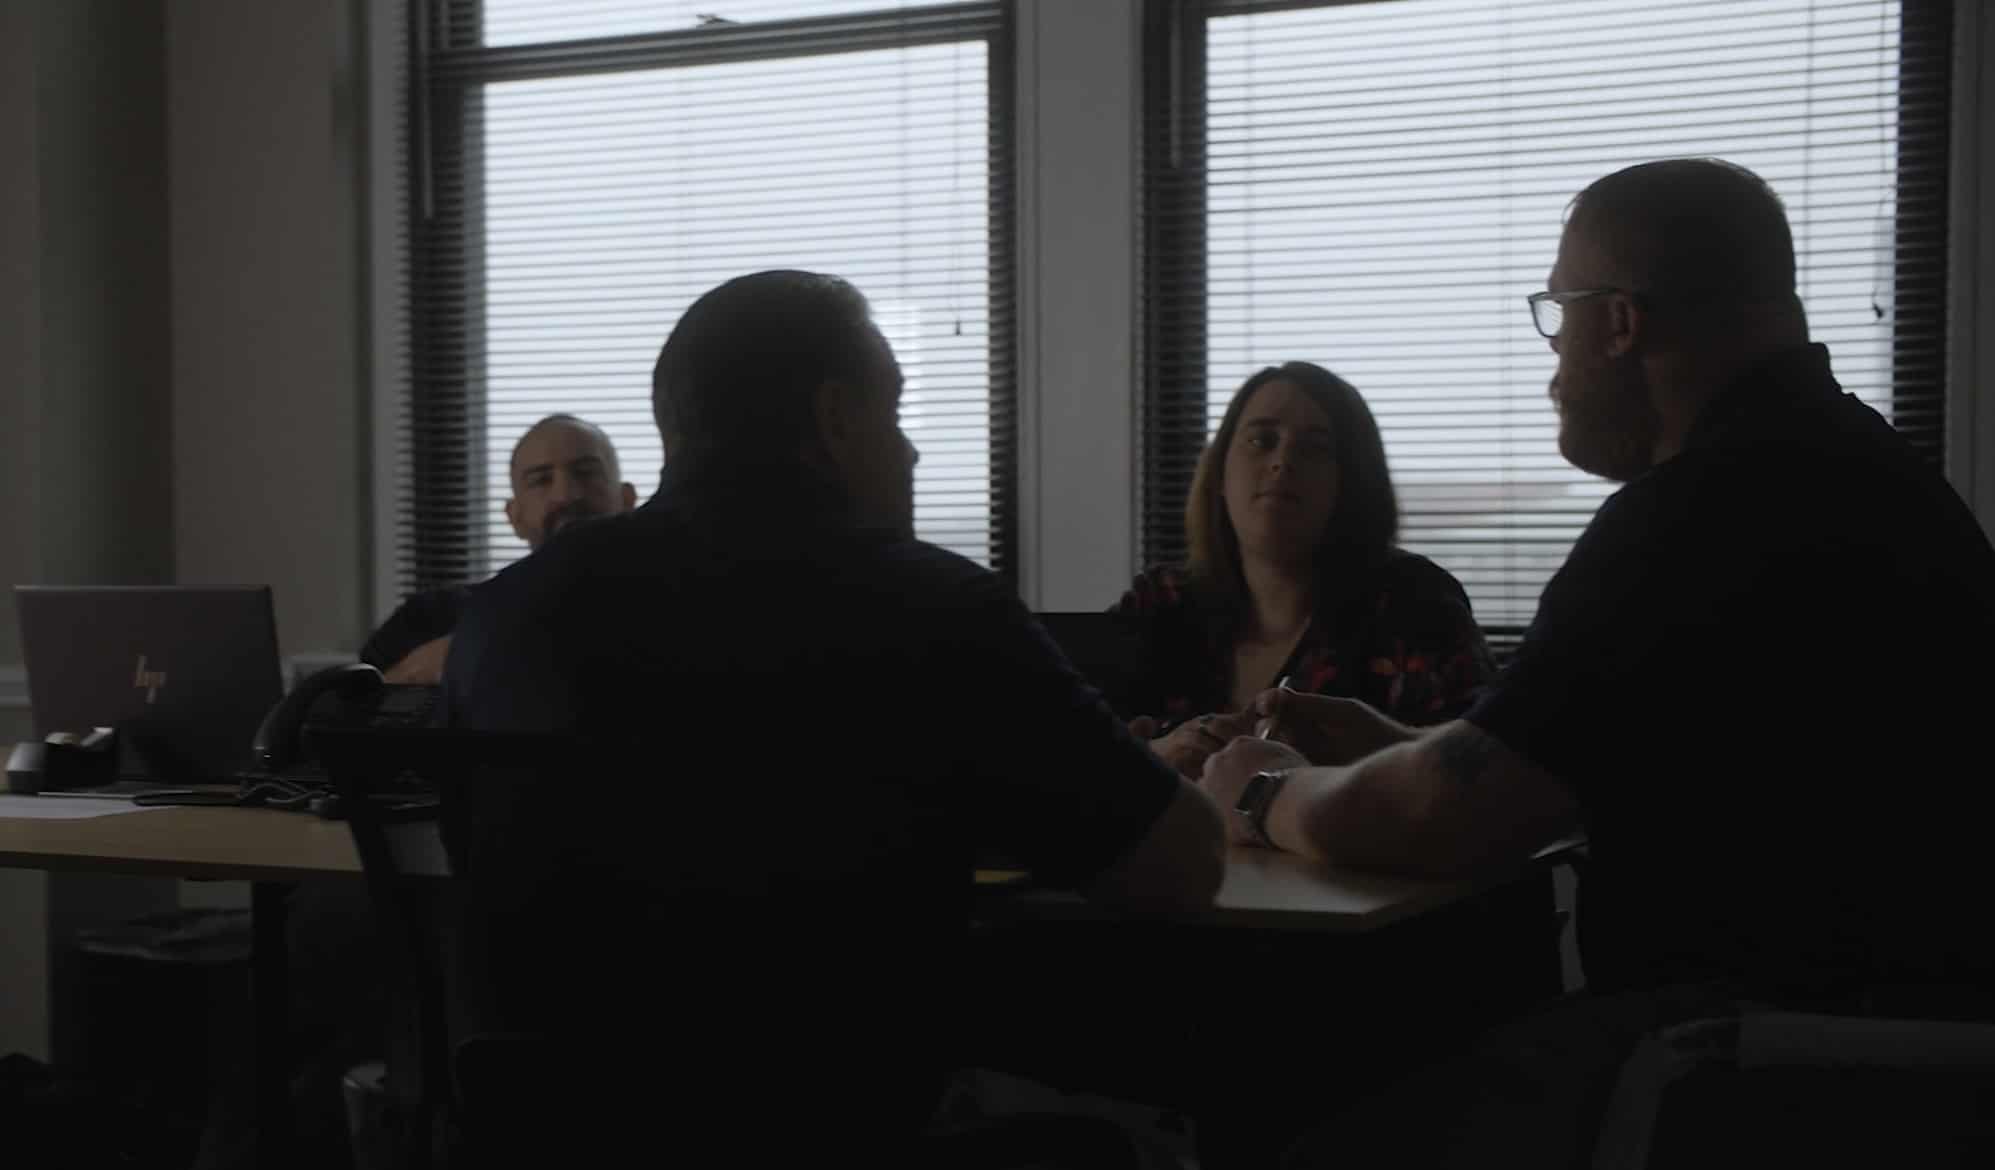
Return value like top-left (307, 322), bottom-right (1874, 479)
top-left (1184, 361), bottom-right (1398, 624)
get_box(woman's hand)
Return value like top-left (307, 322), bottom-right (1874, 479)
top-left (1250, 688), bottom-right (1415, 766)
top-left (1146, 710), bottom-right (1257, 778)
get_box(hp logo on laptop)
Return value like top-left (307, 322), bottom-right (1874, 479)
top-left (132, 655), bottom-right (167, 704)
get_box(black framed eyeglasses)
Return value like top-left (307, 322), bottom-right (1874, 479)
top-left (1526, 288), bottom-right (1626, 339)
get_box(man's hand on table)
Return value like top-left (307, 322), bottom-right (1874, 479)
top-left (1199, 736), bottom-right (1309, 847)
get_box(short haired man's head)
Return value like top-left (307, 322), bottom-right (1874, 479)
top-left (652, 270), bottom-right (917, 536)
top-left (505, 414), bottom-right (639, 549)
top-left (1546, 158), bottom-right (1806, 482)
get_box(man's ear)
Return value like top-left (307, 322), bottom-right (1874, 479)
top-left (811, 378), bottom-right (857, 461)
top-left (503, 496), bottom-right (531, 543)
top-left (1607, 293), bottom-right (1643, 359)
top-left (619, 482), bottom-right (638, 511)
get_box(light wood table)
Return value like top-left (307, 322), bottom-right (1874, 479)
top-left (0, 799), bottom-right (415, 1165)
top-left (0, 802), bottom-right (365, 880)
top-left (1223, 837), bottom-right (1580, 928)
top-left (978, 843), bottom-right (1542, 932)
top-left (0, 801), bottom-right (1576, 1163)
top-left (0, 799), bottom-right (462, 882)
top-left (1, 804), bottom-right (1561, 928)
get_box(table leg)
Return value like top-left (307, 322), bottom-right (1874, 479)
top-left (251, 880), bottom-right (293, 1165)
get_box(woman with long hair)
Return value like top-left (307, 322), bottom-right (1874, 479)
top-left (1116, 361), bottom-right (1492, 776)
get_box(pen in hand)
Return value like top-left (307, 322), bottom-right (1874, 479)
top-left (1255, 675), bottom-right (1294, 739)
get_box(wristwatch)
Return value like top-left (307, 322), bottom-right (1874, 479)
top-left (1233, 768), bottom-right (1290, 849)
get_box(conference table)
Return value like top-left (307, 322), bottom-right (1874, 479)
top-left (0, 796), bottom-right (1561, 922)
top-left (0, 795), bottom-right (1574, 1162)
top-left (0, 796), bottom-right (377, 1164)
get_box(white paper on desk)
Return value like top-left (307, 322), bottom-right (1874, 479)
top-left (0, 795), bottom-right (169, 820)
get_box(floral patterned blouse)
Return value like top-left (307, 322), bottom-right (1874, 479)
top-left (1110, 550), bottom-right (1493, 730)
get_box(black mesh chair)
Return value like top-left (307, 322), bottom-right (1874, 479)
top-left (1591, 995), bottom-right (1995, 1169)
top-left (312, 724), bottom-right (1148, 1170)
top-left (311, 724), bottom-right (566, 1170)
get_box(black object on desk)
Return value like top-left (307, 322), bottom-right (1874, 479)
top-left (6, 728), bottom-right (121, 794)
top-left (120, 667), bottom-right (444, 819)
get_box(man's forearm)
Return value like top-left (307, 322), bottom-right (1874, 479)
top-left (1259, 740), bottom-right (1428, 868)
top-left (1350, 709), bottom-right (1422, 763)
top-left (1257, 720), bottom-right (1579, 878)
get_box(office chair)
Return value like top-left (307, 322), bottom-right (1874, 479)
top-left (312, 724), bottom-right (552, 1170)
top-left (1591, 997), bottom-right (1995, 1169)
top-left (315, 725), bottom-right (1151, 1170)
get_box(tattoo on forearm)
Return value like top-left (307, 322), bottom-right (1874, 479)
top-left (1431, 725), bottom-right (1499, 784)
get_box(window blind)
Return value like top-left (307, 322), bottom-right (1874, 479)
top-left (398, 0), bottom-right (1015, 597)
top-left (1141, 0), bottom-right (1952, 634)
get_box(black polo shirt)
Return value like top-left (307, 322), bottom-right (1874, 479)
top-left (441, 457), bottom-right (1181, 1154)
top-left (359, 586), bottom-right (472, 672)
top-left (1467, 344), bottom-right (1995, 995)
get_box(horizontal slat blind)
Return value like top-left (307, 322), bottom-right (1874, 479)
top-left (1142, 0), bottom-right (1950, 632)
top-left (402, 0), bottom-right (1013, 595)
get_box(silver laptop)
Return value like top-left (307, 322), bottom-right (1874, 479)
top-left (16, 586), bottom-right (284, 784)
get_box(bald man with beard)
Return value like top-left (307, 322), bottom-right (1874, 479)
top-left (1207, 158), bottom-right (1995, 1167)
top-left (360, 413), bottom-right (638, 683)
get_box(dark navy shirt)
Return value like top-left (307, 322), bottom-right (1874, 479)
top-left (359, 586), bottom-right (472, 672)
top-left (441, 457), bottom-right (1181, 1152)
top-left (1467, 344), bottom-right (1995, 994)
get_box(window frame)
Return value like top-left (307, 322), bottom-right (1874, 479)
top-left (1138, 0), bottom-right (1957, 649)
top-left (399, 0), bottom-right (1019, 595)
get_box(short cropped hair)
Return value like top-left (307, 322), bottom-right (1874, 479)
top-left (652, 271), bottom-right (878, 454)
top-left (509, 413), bottom-right (620, 481)
top-left (1568, 158), bottom-right (1798, 308)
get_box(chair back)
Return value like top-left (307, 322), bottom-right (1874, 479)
top-left (1593, 1002), bottom-right (1995, 1170)
top-left (1032, 611), bottom-right (1149, 718)
top-left (311, 725), bottom-right (577, 1168)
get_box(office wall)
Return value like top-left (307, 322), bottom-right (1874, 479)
top-left (0, 3), bottom-right (39, 674)
top-left (166, 0), bottom-right (369, 659)
top-left (0, 0), bottom-right (44, 1063)
top-left (38, 0), bottom-right (176, 593)
top-left (0, 0), bottom-right (370, 670)
top-left (38, 0), bottom-right (185, 1071)
top-left (0, 0), bottom-right (177, 643)
top-left (1016, 0), bottom-right (1142, 610)
top-left (0, 0), bottom-right (183, 1064)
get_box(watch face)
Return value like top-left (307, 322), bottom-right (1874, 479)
top-left (1235, 771), bottom-right (1271, 815)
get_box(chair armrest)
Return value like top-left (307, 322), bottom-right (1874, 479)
top-left (1738, 1011), bottom-right (1995, 1070)
top-left (1593, 1007), bottom-right (1995, 1170)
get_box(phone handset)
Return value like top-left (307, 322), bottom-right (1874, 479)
top-left (251, 662), bottom-right (386, 774)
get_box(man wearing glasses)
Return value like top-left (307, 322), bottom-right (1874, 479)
top-left (1210, 158), bottom-right (1995, 1165)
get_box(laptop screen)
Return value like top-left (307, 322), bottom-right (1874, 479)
top-left (16, 586), bottom-right (284, 784)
